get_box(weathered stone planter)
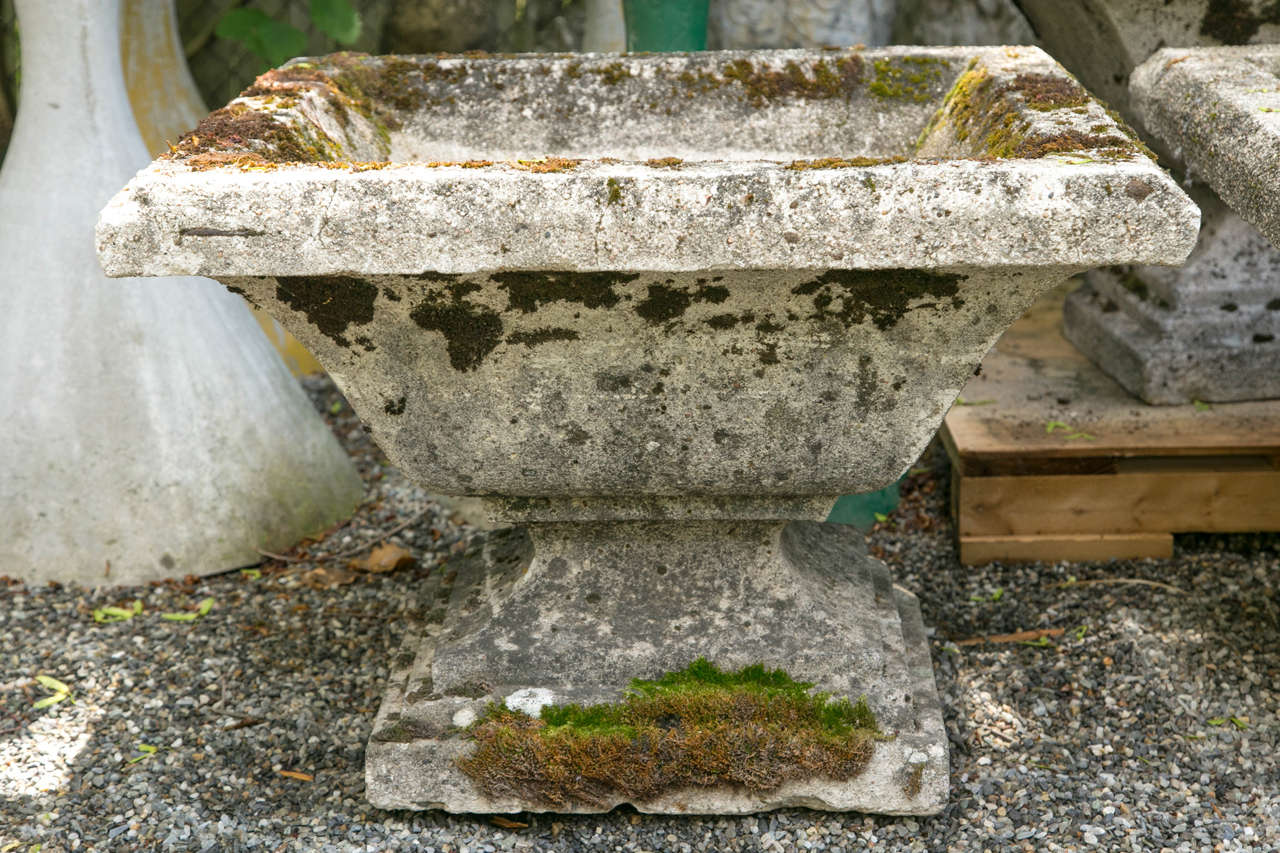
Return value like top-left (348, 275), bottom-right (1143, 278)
top-left (99, 47), bottom-right (1196, 814)
top-left (1018, 0), bottom-right (1280, 403)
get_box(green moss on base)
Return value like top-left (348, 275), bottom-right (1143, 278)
top-left (457, 658), bottom-right (882, 808)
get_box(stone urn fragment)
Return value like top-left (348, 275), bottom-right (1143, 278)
top-left (1131, 47), bottom-right (1280, 252)
top-left (1066, 46), bottom-right (1280, 401)
top-left (1018, 0), bottom-right (1280, 402)
top-left (98, 47), bottom-right (1197, 813)
top-left (0, 0), bottom-right (363, 586)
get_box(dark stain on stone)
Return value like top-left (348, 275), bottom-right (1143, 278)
top-left (636, 283), bottom-right (693, 325)
top-left (855, 354), bottom-right (880, 408)
top-left (506, 327), bottom-right (580, 347)
top-left (225, 284), bottom-right (260, 308)
top-left (758, 342), bottom-right (780, 365)
top-left (1199, 0), bottom-right (1280, 44)
top-left (496, 271), bottom-right (636, 313)
top-left (791, 269), bottom-right (964, 331)
top-left (382, 287), bottom-right (402, 302)
top-left (355, 335), bottom-right (376, 352)
top-left (705, 313), bottom-right (740, 330)
top-left (1124, 178), bottom-right (1153, 201)
top-left (179, 226), bottom-right (265, 238)
top-left (275, 275), bottom-right (378, 347)
top-left (410, 282), bottom-right (504, 371)
top-left (384, 396), bottom-right (407, 415)
top-left (159, 553), bottom-right (176, 569)
top-left (712, 429), bottom-right (740, 447)
top-left (596, 371), bottom-right (633, 392)
top-left (756, 317), bottom-right (785, 333)
top-left (637, 282), bottom-right (737, 326)
top-left (371, 718), bottom-right (443, 743)
top-left (565, 424), bottom-right (591, 445)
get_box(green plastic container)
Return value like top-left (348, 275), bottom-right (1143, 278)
top-left (622, 0), bottom-right (709, 51)
top-left (826, 475), bottom-right (905, 531)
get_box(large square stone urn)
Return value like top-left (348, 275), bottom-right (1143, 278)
top-left (98, 46), bottom-right (1198, 814)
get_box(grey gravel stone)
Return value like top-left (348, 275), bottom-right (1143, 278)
top-left (1, 392), bottom-right (1276, 849)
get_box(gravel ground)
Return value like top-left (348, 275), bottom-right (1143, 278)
top-left (2, 376), bottom-right (1277, 852)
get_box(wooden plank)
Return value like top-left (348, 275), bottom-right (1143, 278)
top-left (959, 533), bottom-right (1173, 565)
top-left (944, 283), bottom-right (1280, 469)
top-left (956, 469), bottom-right (1280, 537)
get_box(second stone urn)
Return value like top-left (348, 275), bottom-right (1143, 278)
top-left (99, 46), bottom-right (1198, 814)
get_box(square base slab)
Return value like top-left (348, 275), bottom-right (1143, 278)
top-left (366, 521), bottom-right (947, 815)
top-left (1063, 276), bottom-right (1280, 405)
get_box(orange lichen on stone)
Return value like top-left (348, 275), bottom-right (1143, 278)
top-left (786, 156), bottom-right (908, 170)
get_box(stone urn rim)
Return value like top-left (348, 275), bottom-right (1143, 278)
top-left (97, 45), bottom-right (1198, 279)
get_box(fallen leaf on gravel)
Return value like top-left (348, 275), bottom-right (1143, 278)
top-left (301, 565), bottom-right (356, 589)
top-left (32, 675), bottom-right (72, 709)
top-left (279, 770), bottom-right (314, 781)
top-left (489, 816), bottom-right (528, 829)
top-left (349, 543), bottom-right (416, 574)
top-left (161, 597), bottom-right (215, 622)
top-left (93, 600), bottom-right (142, 623)
top-left (955, 628), bottom-right (1064, 646)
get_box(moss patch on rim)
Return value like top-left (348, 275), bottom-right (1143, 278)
top-left (920, 63), bottom-right (1143, 160)
top-left (785, 155), bottom-right (909, 170)
top-left (456, 658), bottom-right (883, 808)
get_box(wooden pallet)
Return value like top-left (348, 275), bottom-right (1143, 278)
top-left (941, 285), bottom-right (1280, 564)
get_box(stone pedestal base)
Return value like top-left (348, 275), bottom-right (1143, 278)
top-left (366, 520), bottom-right (946, 815)
top-left (1062, 188), bottom-right (1280, 405)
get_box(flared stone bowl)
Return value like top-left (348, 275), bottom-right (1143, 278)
top-left (98, 45), bottom-right (1197, 519)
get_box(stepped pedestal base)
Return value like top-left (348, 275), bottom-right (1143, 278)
top-left (366, 520), bottom-right (947, 815)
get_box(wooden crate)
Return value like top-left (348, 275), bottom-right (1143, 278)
top-left (942, 285), bottom-right (1280, 564)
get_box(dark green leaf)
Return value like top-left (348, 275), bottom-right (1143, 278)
top-left (252, 18), bottom-right (309, 68)
top-left (311, 0), bottom-right (362, 44)
top-left (215, 8), bottom-right (307, 68)
top-left (215, 7), bottom-right (273, 41)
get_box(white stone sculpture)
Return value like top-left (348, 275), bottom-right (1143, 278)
top-left (0, 0), bottom-right (363, 585)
